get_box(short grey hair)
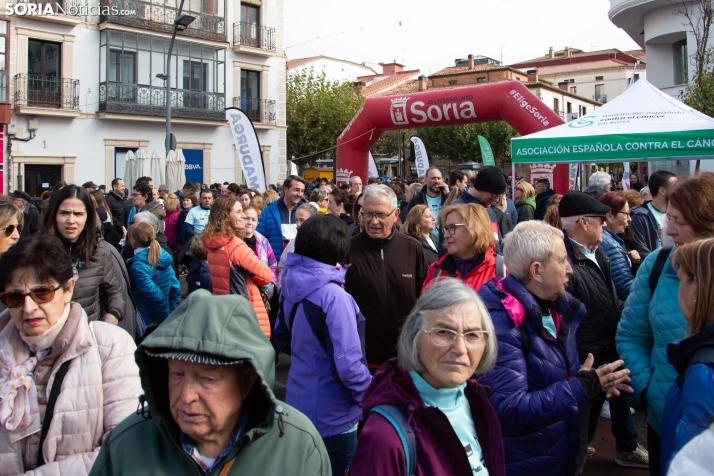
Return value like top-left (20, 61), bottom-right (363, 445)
top-left (408, 183), bottom-right (423, 195)
top-left (133, 211), bottom-right (160, 234)
top-left (640, 186), bottom-right (651, 198)
top-left (503, 221), bottom-right (564, 282)
top-left (398, 279), bottom-right (497, 376)
top-left (362, 184), bottom-right (397, 210)
top-left (560, 215), bottom-right (584, 232)
top-left (349, 176), bottom-right (362, 185)
top-left (588, 171), bottom-right (611, 188)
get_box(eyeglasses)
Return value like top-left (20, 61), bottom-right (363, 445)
top-left (421, 327), bottom-right (490, 348)
top-left (443, 223), bottom-right (466, 235)
top-left (0, 281), bottom-right (67, 308)
top-left (515, 187), bottom-right (524, 192)
top-left (363, 209), bottom-right (396, 221)
top-left (3, 224), bottom-right (21, 237)
top-left (616, 211), bottom-right (631, 217)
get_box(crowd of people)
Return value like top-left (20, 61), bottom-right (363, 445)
top-left (0, 165), bottom-right (712, 476)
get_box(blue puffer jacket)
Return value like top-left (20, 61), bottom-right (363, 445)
top-left (478, 276), bottom-right (589, 476)
top-left (616, 247), bottom-right (687, 434)
top-left (256, 200), bottom-right (285, 262)
top-left (598, 228), bottom-right (635, 301)
top-left (661, 322), bottom-right (714, 472)
top-left (274, 254), bottom-right (372, 438)
top-left (128, 248), bottom-right (182, 328)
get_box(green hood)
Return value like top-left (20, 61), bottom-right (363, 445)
top-left (517, 196), bottom-right (536, 210)
top-left (135, 289), bottom-right (277, 440)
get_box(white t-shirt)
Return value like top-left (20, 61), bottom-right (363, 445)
top-left (185, 206), bottom-right (211, 234)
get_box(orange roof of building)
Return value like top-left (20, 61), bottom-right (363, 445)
top-left (362, 70), bottom-right (422, 97)
top-left (522, 59), bottom-right (643, 75)
top-left (430, 63), bottom-right (510, 76)
top-left (510, 48), bottom-right (644, 67)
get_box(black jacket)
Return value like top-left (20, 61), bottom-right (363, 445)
top-left (534, 189), bottom-right (556, 221)
top-left (105, 191), bottom-right (126, 228)
top-left (345, 229), bottom-right (429, 365)
top-left (563, 234), bottom-right (624, 365)
top-left (515, 200), bottom-right (535, 223)
top-left (410, 233), bottom-right (439, 264)
top-left (629, 202), bottom-right (660, 259)
top-left (20, 203), bottom-right (41, 238)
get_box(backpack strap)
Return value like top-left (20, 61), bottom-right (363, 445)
top-left (369, 405), bottom-right (416, 476)
top-left (37, 359), bottom-right (72, 467)
top-left (495, 254), bottom-right (506, 278)
top-left (648, 247), bottom-right (672, 296)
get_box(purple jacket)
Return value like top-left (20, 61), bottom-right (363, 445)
top-left (350, 359), bottom-right (506, 476)
top-left (276, 253), bottom-right (371, 438)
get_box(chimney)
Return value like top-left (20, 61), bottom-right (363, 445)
top-left (468, 54), bottom-right (475, 70)
top-left (381, 62), bottom-right (404, 75)
top-left (564, 46), bottom-right (571, 58)
top-left (527, 69), bottom-right (538, 82)
top-left (353, 81), bottom-right (367, 95)
top-left (558, 81), bottom-right (569, 91)
top-left (548, 47), bottom-right (554, 59)
top-left (418, 75), bottom-right (428, 92)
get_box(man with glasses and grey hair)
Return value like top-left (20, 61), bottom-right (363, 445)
top-left (559, 191), bottom-right (649, 472)
top-left (345, 184), bottom-right (429, 372)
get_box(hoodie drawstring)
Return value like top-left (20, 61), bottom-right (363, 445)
top-left (136, 394), bottom-right (151, 419)
top-left (275, 405), bottom-right (285, 437)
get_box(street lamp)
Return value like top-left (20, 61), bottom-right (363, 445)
top-left (161, 1), bottom-right (195, 156)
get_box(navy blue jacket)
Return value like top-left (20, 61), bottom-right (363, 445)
top-left (187, 260), bottom-right (213, 294)
top-left (127, 248), bottom-right (181, 328)
top-left (176, 207), bottom-right (191, 245)
top-left (478, 275), bottom-right (589, 476)
top-left (598, 228), bottom-right (635, 301)
top-left (256, 199), bottom-right (305, 263)
top-left (534, 189), bottom-right (555, 221)
top-left (661, 322), bottom-right (714, 472)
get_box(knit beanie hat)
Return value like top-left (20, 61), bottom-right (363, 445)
top-left (472, 166), bottom-right (507, 194)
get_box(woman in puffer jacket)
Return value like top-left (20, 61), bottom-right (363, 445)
top-left (202, 195), bottom-right (273, 338)
top-left (126, 222), bottom-right (181, 340)
top-left (42, 185), bottom-right (129, 324)
top-left (617, 172), bottom-right (714, 476)
top-left (0, 235), bottom-right (142, 475)
top-left (598, 192), bottom-right (641, 301)
top-left (479, 221), bottom-right (632, 476)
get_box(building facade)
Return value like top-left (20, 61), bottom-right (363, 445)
top-left (286, 55), bottom-right (377, 83)
top-left (1, 0), bottom-right (287, 196)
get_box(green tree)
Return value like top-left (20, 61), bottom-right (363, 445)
top-left (286, 68), bottom-right (365, 167)
top-left (417, 121), bottom-right (518, 166)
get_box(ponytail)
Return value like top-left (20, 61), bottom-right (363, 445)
top-left (147, 238), bottom-right (161, 268)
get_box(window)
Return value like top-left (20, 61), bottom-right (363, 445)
top-left (448, 80), bottom-right (457, 85)
top-left (673, 39), bottom-right (688, 85)
top-left (595, 76), bottom-right (604, 81)
top-left (108, 49), bottom-right (136, 100)
top-left (569, 79), bottom-right (575, 83)
top-left (553, 97), bottom-right (559, 113)
top-left (634, 73), bottom-right (640, 82)
top-left (240, 69), bottom-right (260, 120)
top-left (0, 20), bottom-right (7, 102)
top-left (152, 0), bottom-right (225, 17)
top-left (28, 39), bottom-right (62, 107)
top-left (582, 107), bottom-right (587, 115)
top-left (595, 84), bottom-right (605, 101)
top-left (477, 77), bottom-right (486, 83)
top-left (240, 2), bottom-right (260, 42)
top-left (570, 86), bottom-right (577, 94)
top-left (567, 102), bottom-right (572, 113)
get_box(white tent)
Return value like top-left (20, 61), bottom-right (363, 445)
top-left (176, 149), bottom-right (187, 189)
top-left (511, 79), bottom-right (714, 164)
top-left (123, 150), bottom-right (136, 190)
top-left (135, 149), bottom-right (149, 182)
top-left (150, 150), bottom-right (164, 186)
top-left (165, 150), bottom-right (179, 192)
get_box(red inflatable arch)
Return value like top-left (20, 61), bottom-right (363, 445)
top-left (336, 80), bottom-right (567, 188)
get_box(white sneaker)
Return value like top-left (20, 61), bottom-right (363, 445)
top-left (600, 401), bottom-right (611, 419)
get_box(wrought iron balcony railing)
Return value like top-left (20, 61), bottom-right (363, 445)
top-left (593, 95), bottom-right (607, 103)
top-left (14, 74), bottom-right (80, 109)
top-left (232, 97), bottom-right (277, 124)
top-left (0, 73), bottom-right (7, 103)
top-left (14, 0), bottom-right (84, 16)
top-left (100, 0), bottom-right (226, 42)
top-left (99, 82), bottom-right (226, 121)
top-left (233, 22), bottom-right (276, 52)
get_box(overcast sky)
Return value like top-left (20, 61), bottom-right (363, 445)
top-left (283, 0), bottom-right (641, 75)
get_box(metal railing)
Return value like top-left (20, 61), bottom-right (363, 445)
top-left (233, 22), bottom-right (276, 52)
top-left (593, 95), bottom-right (607, 103)
top-left (99, 82), bottom-right (226, 120)
top-left (232, 97), bottom-right (277, 124)
top-left (14, 74), bottom-right (80, 109)
top-left (100, 0), bottom-right (226, 42)
top-left (14, 0), bottom-right (84, 16)
top-left (0, 73), bottom-right (7, 103)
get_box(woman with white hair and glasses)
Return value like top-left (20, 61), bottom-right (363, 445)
top-left (478, 221), bottom-right (633, 476)
top-left (350, 279), bottom-right (506, 476)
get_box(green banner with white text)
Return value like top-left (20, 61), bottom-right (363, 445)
top-left (478, 135), bottom-right (496, 166)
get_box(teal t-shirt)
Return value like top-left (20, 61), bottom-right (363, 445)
top-left (425, 193), bottom-right (442, 242)
top-left (409, 371), bottom-right (489, 475)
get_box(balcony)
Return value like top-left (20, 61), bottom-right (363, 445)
top-left (232, 22), bottom-right (276, 56)
top-left (14, 74), bottom-right (80, 117)
top-left (14, 0), bottom-right (84, 25)
top-left (100, 0), bottom-right (226, 42)
top-left (232, 97), bottom-right (277, 125)
top-left (98, 82), bottom-right (225, 121)
top-left (593, 95), bottom-right (608, 103)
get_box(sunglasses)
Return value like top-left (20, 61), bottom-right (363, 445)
top-left (0, 281), bottom-right (67, 308)
top-left (3, 224), bottom-right (22, 237)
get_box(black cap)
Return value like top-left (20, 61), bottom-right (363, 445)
top-left (472, 166), bottom-right (507, 194)
top-left (82, 181), bottom-right (99, 189)
top-left (559, 191), bottom-right (611, 218)
top-left (10, 190), bottom-right (32, 202)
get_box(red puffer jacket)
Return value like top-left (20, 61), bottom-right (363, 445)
top-left (204, 234), bottom-right (273, 338)
top-left (422, 248), bottom-right (502, 292)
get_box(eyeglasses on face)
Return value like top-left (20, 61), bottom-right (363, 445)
top-left (443, 223), bottom-right (466, 235)
top-left (515, 187), bottom-right (524, 192)
top-left (3, 224), bottom-right (22, 237)
top-left (363, 209), bottom-right (396, 221)
top-left (0, 281), bottom-right (67, 308)
top-left (421, 327), bottom-right (490, 348)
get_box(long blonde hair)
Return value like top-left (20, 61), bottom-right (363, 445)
top-left (128, 222), bottom-right (161, 267)
top-left (672, 237), bottom-right (714, 335)
top-left (401, 205), bottom-right (430, 236)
